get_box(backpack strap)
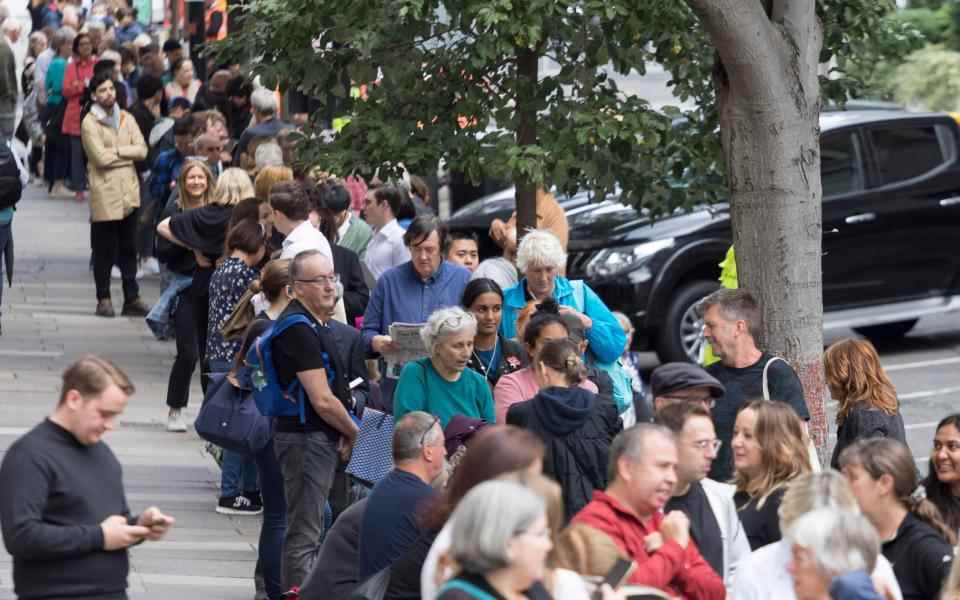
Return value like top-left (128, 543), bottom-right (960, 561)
top-left (438, 579), bottom-right (499, 600)
top-left (269, 314), bottom-right (319, 423)
top-left (762, 356), bottom-right (787, 402)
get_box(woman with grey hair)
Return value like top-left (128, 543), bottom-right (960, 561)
top-left (437, 480), bottom-right (553, 599)
top-left (394, 306), bottom-right (495, 426)
top-left (499, 229), bottom-right (628, 408)
top-left (786, 508), bottom-right (886, 600)
top-left (730, 470), bottom-right (902, 600)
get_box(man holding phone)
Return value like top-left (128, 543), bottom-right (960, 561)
top-left (0, 356), bottom-right (175, 600)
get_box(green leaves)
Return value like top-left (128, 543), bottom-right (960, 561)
top-left (215, 0), bottom-right (911, 217)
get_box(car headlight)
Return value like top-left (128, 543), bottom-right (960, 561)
top-left (584, 238), bottom-right (675, 279)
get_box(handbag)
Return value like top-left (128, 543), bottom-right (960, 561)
top-left (195, 371), bottom-right (272, 456)
top-left (345, 406), bottom-right (395, 486)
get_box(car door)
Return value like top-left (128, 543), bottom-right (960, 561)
top-left (822, 118), bottom-right (960, 308)
top-left (820, 128), bottom-right (882, 309)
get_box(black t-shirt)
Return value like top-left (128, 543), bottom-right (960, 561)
top-left (707, 352), bottom-right (809, 480)
top-left (666, 482), bottom-right (724, 578)
top-left (882, 512), bottom-right (954, 600)
top-left (734, 487), bottom-right (785, 550)
top-left (271, 300), bottom-right (347, 438)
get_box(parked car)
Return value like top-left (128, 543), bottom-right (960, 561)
top-left (449, 110), bottom-right (960, 362)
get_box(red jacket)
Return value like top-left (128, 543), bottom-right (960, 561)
top-left (61, 57), bottom-right (95, 136)
top-left (572, 491), bottom-right (725, 600)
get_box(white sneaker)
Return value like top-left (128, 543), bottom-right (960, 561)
top-left (167, 410), bottom-right (187, 432)
top-left (111, 266), bottom-right (121, 279)
top-left (141, 257), bottom-right (161, 275)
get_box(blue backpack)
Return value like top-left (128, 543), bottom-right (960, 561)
top-left (245, 314), bottom-right (337, 423)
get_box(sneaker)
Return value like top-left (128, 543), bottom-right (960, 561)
top-left (216, 495), bottom-right (263, 516)
top-left (141, 257), bottom-right (161, 276)
top-left (111, 266), bottom-right (121, 279)
top-left (95, 299), bottom-right (115, 318)
top-left (243, 490), bottom-right (263, 510)
top-left (120, 297), bottom-right (150, 317)
top-left (166, 409), bottom-right (187, 432)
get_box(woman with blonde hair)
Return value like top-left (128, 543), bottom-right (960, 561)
top-left (825, 337), bottom-right (907, 469)
top-left (254, 165), bottom-right (294, 201)
top-left (840, 437), bottom-right (956, 600)
top-left (213, 167), bottom-right (256, 206)
top-left (732, 399), bottom-right (812, 549)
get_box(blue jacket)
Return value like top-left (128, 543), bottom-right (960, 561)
top-left (145, 273), bottom-right (193, 340)
top-left (361, 261), bottom-right (471, 354)
top-left (830, 571), bottom-right (886, 600)
top-left (500, 276), bottom-right (626, 365)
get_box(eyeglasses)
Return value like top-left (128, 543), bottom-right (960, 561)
top-left (662, 394), bottom-right (716, 409)
top-left (419, 415), bottom-right (440, 447)
top-left (691, 439), bottom-right (723, 452)
top-left (295, 274), bottom-right (340, 286)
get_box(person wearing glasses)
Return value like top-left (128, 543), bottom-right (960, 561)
top-left (648, 362), bottom-right (725, 417)
top-left (393, 306), bottom-right (495, 427)
top-left (357, 411), bottom-right (446, 579)
top-left (655, 402), bottom-right (750, 585)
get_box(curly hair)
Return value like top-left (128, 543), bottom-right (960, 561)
top-left (825, 338), bottom-right (899, 427)
top-left (733, 399), bottom-right (812, 506)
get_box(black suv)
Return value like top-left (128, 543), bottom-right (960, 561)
top-left (448, 110), bottom-right (960, 362)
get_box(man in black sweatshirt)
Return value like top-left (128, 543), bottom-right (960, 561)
top-left (0, 355), bottom-right (175, 600)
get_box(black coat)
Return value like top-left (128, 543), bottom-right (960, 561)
top-left (465, 336), bottom-right (526, 387)
top-left (328, 319), bottom-right (370, 412)
top-left (830, 405), bottom-right (907, 470)
top-left (332, 243), bottom-right (369, 327)
top-left (507, 386), bottom-right (621, 521)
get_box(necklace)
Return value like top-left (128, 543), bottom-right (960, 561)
top-left (472, 337), bottom-right (500, 382)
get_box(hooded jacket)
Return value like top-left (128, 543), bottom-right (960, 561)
top-left (506, 386), bottom-right (621, 520)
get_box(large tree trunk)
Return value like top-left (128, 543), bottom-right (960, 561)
top-left (515, 48), bottom-right (539, 237)
top-left (688, 0), bottom-right (828, 453)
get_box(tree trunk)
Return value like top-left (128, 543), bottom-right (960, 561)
top-left (515, 48), bottom-right (538, 238)
top-left (688, 0), bottom-right (828, 453)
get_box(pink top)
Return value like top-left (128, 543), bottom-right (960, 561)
top-left (493, 367), bottom-right (598, 424)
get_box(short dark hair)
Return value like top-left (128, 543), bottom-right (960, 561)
top-left (461, 277), bottom-right (504, 310)
top-left (226, 75), bottom-right (253, 99)
top-left (72, 33), bottom-right (91, 55)
top-left (136, 73), bottom-right (163, 100)
top-left (697, 288), bottom-right (762, 340)
top-left (373, 185), bottom-right (403, 216)
top-left (225, 218), bottom-right (265, 255)
top-left (87, 72), bottom-right (114, 98)
top-left (403, 215), bottom-right (447, 249)
top-left (173, 116), bottom-right (194, 137)
top-left (59, 355), bottom-right (135, 405)
top-left (162, 39), bottom-right (182, 53)
top-left (93, 59), bottom-right (115, 78)
top-left (655, 402), bottom-right (712, 434)
top-left (445, 230), bottom-right (478, 254)
top-left (270, 181), bottom-right (310, 221)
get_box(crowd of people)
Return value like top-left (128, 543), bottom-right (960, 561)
top-left (1, 3), bottom-right (960, 600)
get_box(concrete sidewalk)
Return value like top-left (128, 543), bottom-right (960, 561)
top-left (0, 184), bottom-right (259, 599)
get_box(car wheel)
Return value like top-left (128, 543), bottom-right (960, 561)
top-left (655, 280), bottom-right (720, 364)
top-left (852, 319), bottom-right (918, 340)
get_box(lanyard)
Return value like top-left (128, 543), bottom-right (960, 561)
top-left (473, 337), bottom-right (500, 382)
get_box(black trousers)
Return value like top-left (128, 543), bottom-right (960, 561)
top-left (91, 211), bottom-right (139, 302)
top-left (165, 288), bottom-right (199, 409)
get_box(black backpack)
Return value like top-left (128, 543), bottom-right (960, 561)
top-left (0, 143), bottom-right (23, 211)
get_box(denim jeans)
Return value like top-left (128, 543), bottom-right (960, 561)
top-left (274, 431), bottom-right (338, 590)
top-left (254, 439), bottom-right (286, 600)
top-left (208, 359), bottom-right (258, 497)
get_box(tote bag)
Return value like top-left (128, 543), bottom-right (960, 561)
top-left (195, 371), bottom-right (272, 456)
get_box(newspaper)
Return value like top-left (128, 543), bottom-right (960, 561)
top-left (384, 322), bottom-right (427, 378)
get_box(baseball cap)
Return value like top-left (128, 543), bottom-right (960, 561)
top-left (650, 362), bottom-right (725, 398)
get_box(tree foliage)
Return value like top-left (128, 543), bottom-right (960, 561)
top-left (217, 0), bottom-right (916, 214)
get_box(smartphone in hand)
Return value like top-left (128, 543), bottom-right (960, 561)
top-left (592, 558), bottom-right (635, 600)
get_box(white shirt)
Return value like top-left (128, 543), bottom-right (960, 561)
top-left (363, 218), bottom-right (410, 282)
top-left (279, 220), bottom-right (333, 261)
top-left (729, 539), bottom-right (903, 600)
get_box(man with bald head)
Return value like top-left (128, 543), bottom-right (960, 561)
top-left (270, 249), bottom-right (359, 591)
top-left (194, 132), bottom-right (223, 176)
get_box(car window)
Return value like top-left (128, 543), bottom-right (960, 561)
top-left (821, 132), bottom-right (865, 197)
top-left (869, 124), bottom-right (955, 186)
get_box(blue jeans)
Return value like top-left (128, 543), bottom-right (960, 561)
top-left (255, 439), bottom-right (287, 600)
top-left (209, 360), bottom-right (258, 497)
